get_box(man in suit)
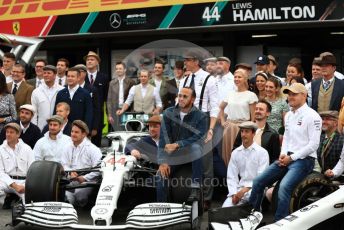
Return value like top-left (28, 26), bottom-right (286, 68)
top-left (311, 52), bottom-right (344, 112)
top-left (107, 61), bottom-right (135, 131)
top-left (55, 67), bottom-right (93, 130)
top-left (149, 59), bottom-right (169, 110)
top-left (84, 51), bottom-right (110, 146)
top-left (7, 63), bottom-right (34, 113)
top-left (55, 58), bottom-right (69, 86)
top-left (166, 60), bottom-right (184, 109)
top-left (27, 59), bottom-right (47, 88)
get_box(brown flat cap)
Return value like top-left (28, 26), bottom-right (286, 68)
top-left (84, 51), bottom-right (101, 63)
top-left (72, 120), bottom-right (89, 134)
top-left (43, 65), bottom-right (57, 73)
top-left (283, 83), bottom-right (307, 95)
top-left (204, 57), bottom-right (217, 63)
top-left (235, 63), bottom-right (252, 71)
top-left (183, 51), bottom-right (202, 60)
top-left (319, 110), bottom-right (339, 119)
top-left (239, 121), bottom-right (258, 131)
top-left (4, 122), bottom-right (21, 133)
top-left (74, 64), bottom-right (87, 72)
top-left (147, 115), bottom-right (161, 124)
top-left (47, 115), bottom-right (64, 125)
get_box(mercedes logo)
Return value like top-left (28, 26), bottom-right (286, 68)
top-left (95, 208), bottom-right (108, 215)
top-left (110, 13), bottom-right (121, 29)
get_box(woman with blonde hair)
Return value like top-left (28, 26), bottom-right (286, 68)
top-left (218, 69), bottom-right (258, 166)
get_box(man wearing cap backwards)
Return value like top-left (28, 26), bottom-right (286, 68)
top-left (55, 58), bottom-right (69, 86)
top-left (0, 104), bottom-right (42, 149)
top-left (125, 115), bottom-right (161, 163)
top-left (27, 59), bottom-right (47, 88)
top-left (107, 61), bottom-right (135, 131)
top-left (33, 115), bottom-right (71, 163)
top-left (317, 111), bottom-right (344, 173)
top-left (180, 51), bottom-right (218, 210)
top-left (31, 65), bottom-right (64, 130)
top-left (149, 59), bottom-right (170, 110)
top-left (223, 121), bottom-right (269, 207)
top-left (156, 87), bottom-right (208, 202)
top-left (0, 122), bottom-right (35, 209)
top-left (61, 120), bottom-right (102, 207)
top-left (311, 52), bottom-right (344, 112)
top-left (84, 51), bottom-right (110, 146)
top-left (249, 83), bottom-right (322, 221)
top-left (204, 57), bottom-right (217, 76)
top-left (165, 60), bottom-right (185, 109)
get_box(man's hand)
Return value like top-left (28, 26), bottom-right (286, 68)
top-left (131, 149), bottom-right (141, 159)
top-left (204, 129), bottom-right (213, 143)
top-left (76, 176), bottom-right (86, 184)
top-left (222, 120), bottom-right (231, 128)
top-left (10, 182), bottom-right (25, 194)
top-left (325, 169), bottom-right (334, 178)
top-left (152, 108), bottom-right (160, 115)
top-left (164, 143), bottom-right (179, 154)
top-left (116, 109), bottom-right (123, 116)
top-left (232, 194), bottom-right (240, 205)
top-left (108, 116), bottom-right (114, 124)
top-left (158, 164), bottom-right (170, 178)
top-left (70, 171), bottom-right (79, 180)
top-left (279, 154), bottom-right (292, 167)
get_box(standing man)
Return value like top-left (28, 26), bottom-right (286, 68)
top-left (249, 83), bottom-right (322, 221)
top-left (55, 67), bottom-right (93, 129)
top-left (156, 87), bottom-right (208, 202)
top-left (204, 57), bottom-right (217, 76)
top-left (149, 59), bottom-right (169, 110)
top-left (84, 51), bottom-right (110, 146)
top-left (7, 63), bottom-right (34, 113)
top-left (55, 58), bottom-right (69, 86)
top-left (41, 102), bottom-right (72, 136)
top-left (107, 62), bottom-right (135, 131)
top-left (254, 55), bottom-right (270, 73)
top-left (34, 115), bottom-right (71, 162)
top-left (31, 65), bottom-right (64, 130)
top-left (2, 52), bottom-right (16, 83)
top-left (117, 69), bottom-right (162, 115)
top-left (0, 123), bottom-right (35, 209)
top-left (61, 120), bottom-right (102, 207)
top-left (180, 51), bottom-right (218, 210)
top-left (166, 61), bottom-right (185, 108)
top-left (223, 121), bottom-right (269, 207)
top-left (311, 52), bottom-right (344, 112)
top-left (27, 59), bottom-right (47, 88)
top-left (306, 57), bottom-right (322, 106)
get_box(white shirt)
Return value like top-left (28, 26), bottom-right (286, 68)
top-left (6, 75), bottom-right (13, 84)
top-left (125, 84), bottom-right (163, 108)
top-left (154, 77), bottom-right (162, 91)
top-left (224, 91), bottom-right (258, 121)
top-left (36, 77), bottom-right (43, 88)
top-left (332, 147), bottom-right (344, 177)
top-left (87, 71), bottom-right (97, 83)
top-left (118, 77), bottom-right (125, 106)
top-left (68, 85), bottom-right (79, 100)
top-left (61, 138), bottom-right (102, 181)
top-left (0, 139), bottom-right (35, 186)
top-left (281, 103), bottom-right (322, 160)
top-left (55, 76), bottom-right (66, 86)
top-left (216, 72), bottom-right (237, 104)
top-left (179, 68), bottom-right (219, 118)
top-left (33, 132), bottom-right (72, 163)
top-left (227, 142), bottom-right (269, 196)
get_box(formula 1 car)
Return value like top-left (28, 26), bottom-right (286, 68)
top-left (11, 113), bottom-right (203, 229)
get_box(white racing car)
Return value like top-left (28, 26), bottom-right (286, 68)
top-left (11, 113), bottom-right (203, 229)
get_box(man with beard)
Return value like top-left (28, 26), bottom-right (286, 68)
top-left (204, 57), bottom-right (217, 76)
top-left (223, 121), bottom-right (269, 207)
top-left (156, 87), bottom-right (208, 202)
top-left (149, 59), bottom-right (170, 110)
top-left (55, 58), bottom-right (69, 86)
top-left (33, 115), bottom-right (71, 163)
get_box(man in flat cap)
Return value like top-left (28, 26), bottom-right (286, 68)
top-left (31, 64), bottom-right (64, 130)
top-left (311, 52), bottom-right (344, 112)
top-left (0, 122), bottom-right (35, 209)
top-left (204, 57), bottom-right (217, 76)
top-left (165, 60), bottom-right (185, 109)
top-left (61, 120), bottom-right (102, 207)
top-left (249, 83), bottom-right (322, 221)
top-left (27, 59), bottom-right (47, 88)
top-left (317, 110), bottom-right (343, 174)
top-left (125, 115), bottom-right (161, 162)
top-left (33, 115), bottom-right (71, 163)
top-left (84, 51), bottom-right (110, 146)
top-left (223, 121), bottom-right (269, 207)
top-left (55, 58), bottom-right (69, 86)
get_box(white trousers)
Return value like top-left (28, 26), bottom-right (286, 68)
top-left (222, 190), bottom-right (251, 207)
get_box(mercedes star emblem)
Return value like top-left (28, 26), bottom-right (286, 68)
top-left (110, 13), bottom-right (121, 29)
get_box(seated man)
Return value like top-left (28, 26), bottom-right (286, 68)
top-left (61, 120), bottom-right (102, 207)
top-left (0, 123), bottom-right (35, 209)
top-left (124, 115), bottom-right (161, 163)
top-left (156, 87), bottom-right (208, 202)
top-left (223, 121), bottom-right (269, 207)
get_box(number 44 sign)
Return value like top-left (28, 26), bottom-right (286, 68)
top-left (202, 6), bottom-right (221, 22)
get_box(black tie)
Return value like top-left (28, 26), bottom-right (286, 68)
top-left (90, 74), bottom-right (94, 85)
top-left (190, 74), bottom-right (195, 90)
top-left (12, 84), bottom-right (17, 95)
top-left (59, 78), bottom-right (62, 86)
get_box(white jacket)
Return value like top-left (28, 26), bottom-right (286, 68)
top-left (31, 82), bottom-right (64, 130)
top-left (0, 139), bottom-right (35, 186)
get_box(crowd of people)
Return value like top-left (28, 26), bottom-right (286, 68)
top-left (0, 49), bottom-right (344, 223)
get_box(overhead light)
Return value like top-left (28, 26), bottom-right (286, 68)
top-left (330, 32), bottom-right (344, 35)
top-left (252, 34), bottom-right (278, 38)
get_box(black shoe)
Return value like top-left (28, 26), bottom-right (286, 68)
top-left (2, 193), bottom-right (19, 210)
top-left (187, 188), bottom-right (200, 202)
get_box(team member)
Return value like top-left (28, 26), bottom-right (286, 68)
top-left (149, 59), bottom-right (170, 110)
top-left (223, 121), bottom-right (269, 207)
top-left (249, 83), bottom-right (322, 221)
top-left (42, 102), bottom-right (72, 136)
top-left (27, 59), bottom-right (47, 88)
top-left (61, 120), bottom-right (102, 207)
top-left (166, 60), bottom-right (185, 108)
top-left (204, 57), bottom-right (217, 76)
top-left (2, 52), bottom-right (16, 83)
top-left (34, 115), bottom-right (71, 162)
top-left (55, 58), bottom-right (69, 86)
top-left (0, 123), bottom-right (35, 209)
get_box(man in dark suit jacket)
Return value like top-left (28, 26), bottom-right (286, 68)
top-left (107, 62), bottom-right (135, 131)
top-left (166, 61), bottom-right (185, 109)
top-left (311, 52), bottom-right (344, 112)
top-left (0, 104), bottom-right (42, 149)
top-left (84, 51), bottom-right (110, 146)
top-left (27, 59), bottom-right (46, 89)
top-left (149, 59), bottom-right (170, 110)
top-left (234, 100), bottom-right (280, 163)
top-left (7, 63), bottom-right (34, 113)
top-left (55, 67), bottom-right (93, 130)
